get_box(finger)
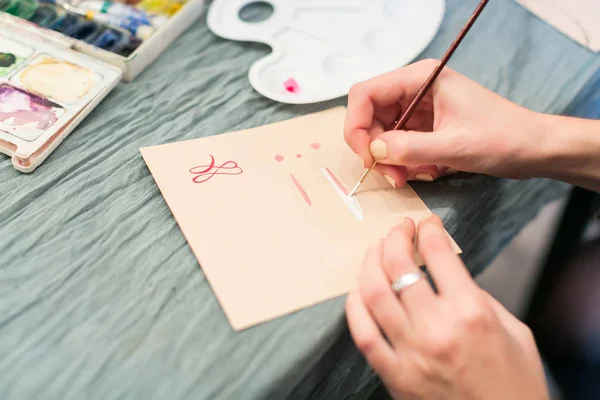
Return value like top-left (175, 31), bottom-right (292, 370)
top-left (359, 242), bottom-right (411, 344)
top-left (346, 291), bottom-right (399, 382)
top-left (417, 215), bottom-right (474, 295)
top-left (369, 130), bottom-right (458, 167)
top-left (382, 218), bottom-right (436, 320)
top-left (439, 166), bottom-right (459, 176)
top-left (375, 164), bottom-right (407, 189)
top-left (345, 88), bottom-right (376, 167)
top-left (375, 103), bottom-right (403, 129)
top-left (345, 59), bottom-right (443, 165)
top-left (405, 165), bottom-right (440, 182)
top-left (352, 59), bottom-right (442, 107)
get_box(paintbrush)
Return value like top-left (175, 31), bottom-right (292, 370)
top-left (347, 0), bottom-right (490, 197)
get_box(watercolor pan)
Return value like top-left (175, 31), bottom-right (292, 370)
top-left (0, 34), bottom-right (33, 77)
top-left (0, 0), bottom-right (206, 81)
top-left (0, 28), bottom-right (121, 172)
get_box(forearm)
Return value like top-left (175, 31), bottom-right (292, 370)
top-left (536, 115), bottom-right (600, 192)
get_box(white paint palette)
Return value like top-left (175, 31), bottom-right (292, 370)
top-left (207, 0), bottom-right (445, 104)
top-left (0, 28), bottom-right (121, 173)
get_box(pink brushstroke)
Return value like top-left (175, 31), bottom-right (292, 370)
top-left (290, 173), bottom-right (311, 206)
top-left (284, 78), bottom-right (300, 93)
top-left (296, 154), bottom-right (302, 158)
top-left (0, 84), bottom-right (61, 130)
top-left (323, 167), bottom-right (348, 196)
top-left (310, 142), bottom-right (320, 150)
top-left (274, 155), bottom-right (284, 162)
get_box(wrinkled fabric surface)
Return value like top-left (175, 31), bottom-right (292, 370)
top-left (1, 0), bottom-right (599, 399)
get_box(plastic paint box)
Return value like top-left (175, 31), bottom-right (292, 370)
top-left (0, 0), bottom-right (205, 173)
top-left (0, 0), bottom-right (205, 81)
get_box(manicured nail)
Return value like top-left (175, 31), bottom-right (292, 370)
top-left (383, 174), bottom-right (397, 188)
top-left (369, 139), bottom-right (387, 160)
top-left (415, 173), bottom-right (434, 182)
top-left (445, 168), bottom-right (458, 175)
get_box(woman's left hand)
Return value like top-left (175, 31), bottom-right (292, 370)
top-left (345, 216), bottom-right (549, 400)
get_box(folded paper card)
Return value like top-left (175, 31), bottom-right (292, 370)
top-left (141, 107), bottom-right (461, 330)
top-left (515, 0), bottom-right (600, 52)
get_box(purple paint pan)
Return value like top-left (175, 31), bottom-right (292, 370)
top-left (0, 83), bottom-right (64, 141)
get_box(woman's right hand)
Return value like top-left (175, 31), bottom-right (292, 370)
top-left (343, 59), bottom-right (552, 188)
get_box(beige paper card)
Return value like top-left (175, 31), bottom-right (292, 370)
top-left (141, 107), bottom-right (460, 330)
top-left (516, 0), bottom-right (600, 52)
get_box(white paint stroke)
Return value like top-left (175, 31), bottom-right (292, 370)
top-left (320, 167), bottom-right (364, 221)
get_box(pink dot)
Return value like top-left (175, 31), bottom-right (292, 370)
top-left (274, 155), bottom-right (284, 162)
top-left (296, 154), bottom-right (302, 158)
top-left (310, 143), bottom-right (321, 150)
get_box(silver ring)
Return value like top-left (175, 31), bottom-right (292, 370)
top-left (391, 271), bottom-right (427, 294)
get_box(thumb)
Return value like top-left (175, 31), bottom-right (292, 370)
top-left (369, 129), bottom-right (457, 167)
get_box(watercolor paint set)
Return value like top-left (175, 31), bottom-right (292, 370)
top-left (0, 0), bottom-right (205, 80)
top-left (0, 28), bottom-right (121, 172)
top-left (0, 0), bottom-right (205, 172)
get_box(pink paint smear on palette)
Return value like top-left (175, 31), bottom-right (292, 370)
top-left (0, 84), bottom-right (61, 134)
top-left (321, 167), bottom-right (363, 220)
top-left (284, 78), bottom-right (300, 93)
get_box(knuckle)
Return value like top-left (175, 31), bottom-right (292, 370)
top-left (396, 373), bottom-right (421, 396)
top-left (354, 332), bottom-right (378, 355)
top-left (519, 323), bottom-right (536, 343)
top-left (427, 331), bottom-right (459, 361)
top-left (420, 58), bottom-right (440, 68)
top-left (343, 124), bottom-right (352, 143)
top-left (348, 82), bottom-right (366, 99)
top-left (460, 295), bottom-right (494, 330)
top-left (362, 285), bottom-right (387, 309)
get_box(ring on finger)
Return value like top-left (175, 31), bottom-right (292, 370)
top-left (391, 271), bottom-right (427, 294)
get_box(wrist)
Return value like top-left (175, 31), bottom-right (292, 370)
top-left (533, 113), bottom-right (600, 190)
top-left (514, 111), bottom-right (559, 179)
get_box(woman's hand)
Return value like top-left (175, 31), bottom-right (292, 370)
top-left (344, 59), bottom-right (549, 188)
top-left (345, 216), bottom-right (549, 399)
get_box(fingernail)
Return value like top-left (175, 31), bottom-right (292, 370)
top-left (369, 139), bottom-right (387, 160)
top-left (445, 168), bottom-right (458, 175)
top-left (383, 174), bottom-right (397, 188)
top-left (419, 214), bottom-right (433, 222)
top-left (419, 219), bottom-right (436, 236)
top-left (415, 173), bottom-right (434, 182)
top-left (419, 214), bottom-right (442, 227)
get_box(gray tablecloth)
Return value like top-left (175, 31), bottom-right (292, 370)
top-left (1, 0), bottom-right (599, 399)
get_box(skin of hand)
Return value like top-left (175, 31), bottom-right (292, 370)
top-left (345, 215), bottom-right (550, 400)
top-left (343, 59), bottom-right (553, 188)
